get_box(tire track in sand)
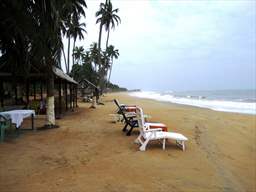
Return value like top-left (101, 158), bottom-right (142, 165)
top-left (194, 124), bottom-right (245, 192)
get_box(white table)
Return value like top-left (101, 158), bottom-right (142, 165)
top-left (0, 110), bottom-right (35, 130)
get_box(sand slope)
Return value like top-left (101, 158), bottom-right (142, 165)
top-left (0, 93), bottom-right (255, 192)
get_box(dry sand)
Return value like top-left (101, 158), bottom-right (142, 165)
top-left (0, 92), bottom-right (255, 192)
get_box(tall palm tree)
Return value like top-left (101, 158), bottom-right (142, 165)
top-left (0, 0), bottom-right (86, 127)
top-left (95, 1), bottom-right (108, 52)
top-left (32, 0), bottom-right (64, 127)
top-left (104, 0), bottom-right (121, 50)
top-left (72, 18), bottom-right (86, 68)
top-left (95, 0), bottom-right (120, 92)
top-left (89, 42), bottom-right (100, 71)
top-left (106, 45), bottom-right (119, 86)
top-left (63, 0), bottom-right (87, 74)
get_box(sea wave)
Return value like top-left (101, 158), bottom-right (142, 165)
top-left (129, 91), bottom-right (256, 115)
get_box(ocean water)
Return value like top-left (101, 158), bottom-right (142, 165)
top-left (129, 90), bottom-right (256, 115)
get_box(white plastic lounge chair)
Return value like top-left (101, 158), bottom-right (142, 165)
top-left (135, 107), bottom-right (188, 151)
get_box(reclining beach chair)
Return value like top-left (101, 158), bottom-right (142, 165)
top-left (111, 99), bottom-right (137, 123)
top-left (135, 107), bottom-right (188, 151)
top-left (113, 99), bottom-right (138, 136)
top-left (114, 99), bottom-right (137, 114)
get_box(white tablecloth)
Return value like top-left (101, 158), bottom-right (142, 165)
top-left (0, 110), bottom-right (35, 128)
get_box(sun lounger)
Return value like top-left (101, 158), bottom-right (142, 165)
top-left (113, 99), bottom-right (138, 135)
top-left (135, 107), bottom-right (188, 151)
top-left (114, 99), bottom-right (137, 113)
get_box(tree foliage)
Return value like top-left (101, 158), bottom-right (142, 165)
top-left (70, 43), bottom-right (121, 92)
top-left (95, 0), bottom-right (121, 92)
top-left (0, 0), bottom-right (87, 126)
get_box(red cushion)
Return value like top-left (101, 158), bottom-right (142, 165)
top-left (124, 106), bottom-right (137, 112)
top-left (149, 125), bottom-right (168, 132)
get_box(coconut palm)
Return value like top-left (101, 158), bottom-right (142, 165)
top-left (63, 0), bottom-right (87, 74)
top-left (72, 18), bottom-right (87, 68)
top-left (95, 0), bottom-right (120, 92)
top-left (106, 45), bottom-right (119, 86)
top-left (104, 0), bottom-right (121, 49)
top-left (73, 46), bottom-right (85, 65)
top-left (65, 17), bottom-right (86, 74)
top-left (0, 0), bottom-right (87, 127)
top-left (95, 1), bottom-right (108, 52)
top-left (89, 42), bottom-right (100, 70)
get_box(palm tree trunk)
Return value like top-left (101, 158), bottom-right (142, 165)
top-left (46, 71), bottom-right (55, 126)
top-left (62, 47), bottom-right (67, 71)
top-left (98, 23), bottom-right (104, 92)
top-left (105, 29), bottom-right (111, 90)
top-left (72, 38), bottom-right (76, 66)
top-left (98, 24), bottom-right (103, 71)
top-left (106, 29), bottom-right (110, 50)
top-left (98, 23), bottom-right (103, 51)
top-left (67, 36), bottom-right (71, 74)
top-left (107, 59), bottom-right (113, 88)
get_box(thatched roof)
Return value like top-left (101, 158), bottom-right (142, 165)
top-left (79, 79), bottom-right (97, 89)
top-left (53, 67), bottom-right (77, 84)
top-left (0, 66), bottom-right (77, 84)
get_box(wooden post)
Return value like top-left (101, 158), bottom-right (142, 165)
top-left (75, 85), bottom-right (78, 107)
top-left (58, 79), bottom-right (62, 115)
top-left (15, 84), bottom-right (18, 105)
top-left (26, 80), bottom-right (30, 108)
top-left (69, 83), bottom-right (72, 110)
top-left (73, 85), bottom-right (75, 109)
top-left (40, 81), bottom-right (43, 101)
top-left (65, 82), bottom-right (68, 110)
top-left (33, 82), bottom-right (36, 100)
top-left (0, 81), bottom-right (4, 108)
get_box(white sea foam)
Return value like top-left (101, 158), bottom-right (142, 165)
top-left (129, 91), bottom-right (256, 115)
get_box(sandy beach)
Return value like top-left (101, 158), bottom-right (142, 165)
top-left (0, 92), bottom-right (255, 192)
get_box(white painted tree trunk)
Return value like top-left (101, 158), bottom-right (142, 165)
top-left (46, 95), bottom-right (55, 125)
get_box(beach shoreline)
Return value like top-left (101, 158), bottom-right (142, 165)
top-left (0, 92), bottom-right (255, 192)
top-left (128, 90), bottom-right (256, 115)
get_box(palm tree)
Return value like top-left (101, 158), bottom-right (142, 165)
top-left (72, 18), bottom-right (86, 68)
top-left (73, 46), bottom-right (85, 65)
top-left (65, 17), bottom-right (86, 74)
top-left (95, 0), bottom-right (120, 92)
top-left (32, 0), bottom-right (64, 127)
top-left (95, 1), bottom-right (108, 52)
top-left (0, 0), bottom-right (86, 127)
top-left (106, 45), bottom-right (119, 87)
top-left (96, 0), bottom-right (120, 56)
top-left (104, 0), bottom-right (121, 49)
top-left (63, 0), bottom-right (87, 74)
top-left (89, 42), bottom-right (100, 71)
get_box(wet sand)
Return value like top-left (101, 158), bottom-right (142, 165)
top-left (0, 92), bottom-right (255, 192)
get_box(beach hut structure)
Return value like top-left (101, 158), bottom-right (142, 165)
top-left (78, 78), bottom-right (97, 98)
top-left (0, 66), bottom-right (78, 117)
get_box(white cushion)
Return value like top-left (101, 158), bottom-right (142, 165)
top-left (144, 131), bottom-right (188, 141)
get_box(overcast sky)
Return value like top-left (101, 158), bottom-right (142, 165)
top-left (64, 0), bottom-right (256, 91)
